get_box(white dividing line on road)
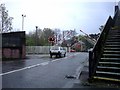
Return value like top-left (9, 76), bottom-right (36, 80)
top-left (1, 53), bottom-right (80, 76)
top-left (0, 61), bottom-right (50, 76)
top-left (40, 62), bottom-right (49, 66)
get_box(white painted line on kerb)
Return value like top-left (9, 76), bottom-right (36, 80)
top-left (0, 61), bottom-right (50, 76)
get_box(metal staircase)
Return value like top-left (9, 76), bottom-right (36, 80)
top-left (89, 5), bottom-right (120, 83)
top-left (93, 28), bottom-right (120, 82)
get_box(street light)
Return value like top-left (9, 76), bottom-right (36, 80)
top-left (35, 26), bottom-right (38, 46)
top-left (22, 14), bottom-right (26, 31)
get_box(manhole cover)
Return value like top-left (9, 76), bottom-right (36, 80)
top-left (65, 75), bottom-right (76, 79)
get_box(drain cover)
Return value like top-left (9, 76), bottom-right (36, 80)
top-left (65, 75), bottom-right (76, 79)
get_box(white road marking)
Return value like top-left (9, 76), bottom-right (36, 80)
top-left (40, 62), bottom-right (49, 66)
top-left (0, 61), bottom-right (50, 76)
top-left (1, 53), bottom-right (80, 76)
top-left (0, 67), bottom-right (28, 76)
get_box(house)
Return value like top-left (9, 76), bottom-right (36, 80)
top-left (71, 41), bottom-right (86, 52)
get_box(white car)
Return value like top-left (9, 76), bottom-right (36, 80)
top-left (49, 46), bottom-right (66, 58)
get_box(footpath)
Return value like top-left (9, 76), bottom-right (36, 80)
top-left (70, 62), bottom-right (120, 89)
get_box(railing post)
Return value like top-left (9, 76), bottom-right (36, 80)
top-left (89, 50), bottom-right (93, 79)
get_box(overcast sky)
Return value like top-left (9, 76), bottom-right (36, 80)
top-left (1, 0), bottom-right (119, 34)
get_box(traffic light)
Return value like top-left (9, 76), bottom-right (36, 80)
top-left (48, 37), bottom-right (55, 42)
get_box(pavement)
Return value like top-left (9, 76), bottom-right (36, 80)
top-left (69, 61), bottom-right (91, 88)
top-left (71, 62), bottom-right (120, 89)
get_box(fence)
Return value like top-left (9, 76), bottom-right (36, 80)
top-left (26, 46), bottom-right (67, 54)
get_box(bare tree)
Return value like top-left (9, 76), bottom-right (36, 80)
top-left (0, 4), bottom-right (13, 33)
top-left (54, 28), bottom-right (61, 45)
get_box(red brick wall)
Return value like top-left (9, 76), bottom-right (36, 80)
top-left (11, 49), bottom-right (20, 58)
top-left (2, 47), bottom-right (26, 59)
top-left (3, 48), bottom-right (11, 58)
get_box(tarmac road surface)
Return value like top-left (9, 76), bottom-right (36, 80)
top-left (2, 52), bottom-right (88, 88)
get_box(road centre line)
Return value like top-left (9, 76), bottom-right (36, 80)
top-left (1, 53), bottom-right (80, 76)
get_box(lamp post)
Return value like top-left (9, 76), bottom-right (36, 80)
top-left (35, 26), bottom-right (38, 46)
top-left (22, 14), bottom-right (26, 31)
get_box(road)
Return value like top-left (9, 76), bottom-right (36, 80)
top-left (2, 52), bottom-right (88, 88)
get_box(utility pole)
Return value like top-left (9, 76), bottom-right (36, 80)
top-left (35, 26), bottom-right (38, 46)
top-left (22, 14), bottom-right (26, 31)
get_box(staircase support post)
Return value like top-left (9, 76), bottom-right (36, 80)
top-left (89, 50), bottom-right (93, 79)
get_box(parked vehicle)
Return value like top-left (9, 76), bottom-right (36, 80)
top-left (70, 49), bottom-right (76, 52)
top-left (49, 46), bottom-right (66, 58)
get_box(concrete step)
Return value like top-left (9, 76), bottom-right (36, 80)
top-left (100, 58), bottom-right (120, 63)
top-left (105, 45), bottom-right (120, 47)
top-left (107, 36), bottom-right (120, 39)
top-left (99, 62), bottom-right (120, 65)
top-left (95, 71), bottom-right (120, 79)
top-left (110, 35), bottom-right (120, 36)
top-left (107, 37), bottom-right (120, 39)
top-left (108, 32), bottom-right (120, 34)
top-left (102, 54), bottom-right (120, 57)
top-left (97, 66), bottom-right (120, 74)
top-left (101, 58), bottom-right (120, 60)
top-left (96, 71), bottom-right (120, 76)
top-left (105, 42), bottom-right (120, 46)
top-left (106, 41), bottom-right (120, 44)
top-left (98, 61), bottom-right (120, 67)
top-left (103, 50), bottom-right (120, 55)
top-left (93, 76), bottom-right (120, 82)
top-left (106, 39), bottom-right (120, 42)
top-left (109, 34), bottom-right (120, 35)
top-left (109, 30), bottom-right (120, 33)
top-left (97, 66), bottom-right (120, 70)
top-left (104, 50), bottom-right (120, 53)
top-left (101, 58), bottom-right (120, 61)
top-left (104, 51), bottom-right (120, 53)
top-left (104, 47), bottom-right (120, 50)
